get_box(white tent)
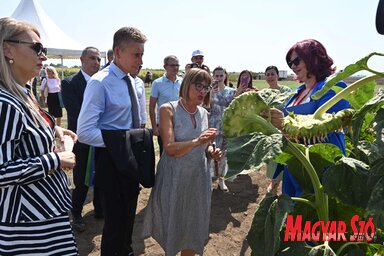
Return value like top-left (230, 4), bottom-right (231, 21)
top-left (11, 0), bottom-right (85, 59)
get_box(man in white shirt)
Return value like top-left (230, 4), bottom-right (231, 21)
top-left (61, 47), bottom-right (102, 232)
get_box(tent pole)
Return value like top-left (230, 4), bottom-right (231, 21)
top-left (60, 56), bottom-right (64, 79)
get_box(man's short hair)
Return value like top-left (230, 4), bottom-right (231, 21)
top-left (113, 27), bottom-right (147, 50)
top-left (163, 55), bottom-right (178, 65)
top-left (81, 46), bottom-right (100, 58)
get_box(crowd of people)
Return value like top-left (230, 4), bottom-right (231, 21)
top-left (0, 16), bottom-right (351, 256)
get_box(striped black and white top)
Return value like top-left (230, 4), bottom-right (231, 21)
top-left (0, 88), bottom-right (72, 223)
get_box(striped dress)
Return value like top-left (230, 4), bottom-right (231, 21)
top-left (0, 88), bottom-right (78, 255)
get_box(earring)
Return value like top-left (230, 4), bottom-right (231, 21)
top-left (9, 59), bottom-right (14, 64)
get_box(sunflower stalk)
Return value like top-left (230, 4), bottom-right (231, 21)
top-left (286, 140), bottom-right (329, 221)
top-left (313, 74), bottom-right (382, 119)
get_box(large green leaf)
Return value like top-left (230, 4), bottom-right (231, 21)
top-left (345, 81), bottom-right (376, 110)
top-left (369, 108), bottom-right (384, 162)
top-left (306, 144), bottom-right (343, 181)
top-left (322, 157), bottom-right (370, 208)
top-left (257, 88), bottom-right (293, 109)
top-left (338, 244), bottom-right (384, 256)
top-left (274, 143), bottom-right (312, 192)
top-left (276, 242), bottom-right (312, 256)
top-left (373, 245), bottom-right (384, 255)
top-left (367, 158), bottom-right (384, 188)
top-left (366, 159), bottom-right (384, 231)
top-left (367, 177), bottom-right (384, 231)
top-left (226, 132), bottom-right (283, 179)
top-left (356, 140), bottom-right (374, 164)
top-left (247, 194), bottom-right (294, 256)
top-left (323, 157), bottom-right (384, 234)
top-left (264, 196), bottom-right (296, 256)
top-left (350, 92), bottom-right (384, 152)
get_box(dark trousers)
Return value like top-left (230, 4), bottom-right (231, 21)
top-left (96, 148), bottom-right (140, 256)
top-left (71, 143), bottom-right (102, 217)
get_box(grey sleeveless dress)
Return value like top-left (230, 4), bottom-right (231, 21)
top-left (143, 100), bottom-right (212, 256)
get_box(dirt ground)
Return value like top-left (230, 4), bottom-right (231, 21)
top-left (71, 168), bottom-right (271, 256)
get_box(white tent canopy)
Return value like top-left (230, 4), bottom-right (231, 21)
top-left (10, 0), bottom-right (105, 60)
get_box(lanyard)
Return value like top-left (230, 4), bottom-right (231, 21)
top-left (292, 81), bottom-right (317, 106)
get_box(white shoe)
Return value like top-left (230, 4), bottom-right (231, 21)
top-left (218, 179), bottom-right (228, 191)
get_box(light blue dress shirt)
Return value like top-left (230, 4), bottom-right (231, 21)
top-left (150, 75), bottom-right (182, 123)
top-left (134, 76), bottom-right (147, 125)
top-left (77, 63), bottom-right (138, 147)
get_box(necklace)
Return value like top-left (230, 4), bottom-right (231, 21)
top-left (179, 99), bottom-right (198, 115)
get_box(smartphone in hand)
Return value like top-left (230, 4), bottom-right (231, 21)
top-left (211, 80), bottom-right (219, 92)
top-left (241, 75), bottom-right (250, 87)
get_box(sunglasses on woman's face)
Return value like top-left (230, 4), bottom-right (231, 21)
top-left (288, 56), bottom-right (301, 68)
top-left (5, 39), bottom-right (48, 56)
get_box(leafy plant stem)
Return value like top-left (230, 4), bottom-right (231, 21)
top-left (312, 52), bottom-right (384, 100)
top-left (314, 75), bottom-right (382, 119)
top-left (286, 140), bottom-right (329, 221)
top-left (336, 241), bottom-right (378, 255)
top-left (291, 197), bottom-right (316, 209)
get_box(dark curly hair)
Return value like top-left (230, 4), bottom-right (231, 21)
top-left (286, 39), bottom-right (336, 82)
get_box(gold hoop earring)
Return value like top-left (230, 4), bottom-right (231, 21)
top-left (9, 59), bottom-right (14, 64)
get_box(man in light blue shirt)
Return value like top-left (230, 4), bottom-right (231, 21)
top-left (77, 26), bottom-right (147, 256)
top-left (149, 55), bottom-right (182, 155)
top-left (77, 62), bottom-right (138, 147)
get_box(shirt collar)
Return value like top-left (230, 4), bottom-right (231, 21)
top-left (163, 74), bottom-right (181, 83)
top-left (17, 83), bottom-right (28, 93)
top-left (80, 69), bottom-right (91, 82)
top-left (109, 62), bottom-right (129, 80)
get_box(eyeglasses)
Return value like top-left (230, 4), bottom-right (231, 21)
top-left (194, 83), bottom-right (212, 93)
top-left (4, 39), bottom-right (48, 56)
top-left (166, 64), bottom-right (180, 67)
top-left (288, 56), bottom-right (301, 68)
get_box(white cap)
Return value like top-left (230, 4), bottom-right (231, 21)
top-left (192, 49), bottom-right (204, 57)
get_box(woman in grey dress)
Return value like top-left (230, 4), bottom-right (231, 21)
top-left (143, 68), bottom-right (222, 256)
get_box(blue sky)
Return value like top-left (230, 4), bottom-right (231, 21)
top-left (1, 0), bottom-right (384, 74)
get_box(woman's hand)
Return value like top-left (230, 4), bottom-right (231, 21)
top-left (235, 84), bottom-right (247, 96)
top-left (152, 125), bottom-right (160, 136)
top-left (260, 108), bottom-right (284, 130)
top-left (208, 146), bottom-right (222, 161)
top-left (55, 126), bottom-right (78, 143)
top-left (194, 128), bottom-right (217, 146)
top-left (57, 151), bottom-right (76, 169)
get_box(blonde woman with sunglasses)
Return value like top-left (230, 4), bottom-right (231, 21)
top-left (0, 17), bottom-right (78, 255)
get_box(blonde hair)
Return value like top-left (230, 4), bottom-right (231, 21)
top-left (179, 68), bottom-right (212, 107)
top-left (0, 17), bottom-right (47, 126)
top-left (45, 66), bottom-right (59, 79)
